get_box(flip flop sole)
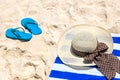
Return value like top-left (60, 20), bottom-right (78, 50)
top-left (21, 18), bottom-right (42, 35)
top-left (5, 28), bottom-right (32, 41)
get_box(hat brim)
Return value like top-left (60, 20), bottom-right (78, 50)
top-left (58, 24), bottom-right (113, 67)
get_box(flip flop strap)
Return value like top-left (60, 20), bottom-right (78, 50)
top-left (11, 27), bottom-right (25, 38)
top-left (24, 21), bottom-right (38, 28)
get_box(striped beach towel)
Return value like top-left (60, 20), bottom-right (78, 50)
top-left (49, 34), bottom-right (120, 80)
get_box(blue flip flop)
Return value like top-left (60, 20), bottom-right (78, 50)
top-left (5, 27), bottom-right (32, 41)
top-left (21, 18), bottom-right (42, 35)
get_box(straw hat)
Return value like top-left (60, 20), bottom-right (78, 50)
top-left (58, 24), bottom-right (113, 66)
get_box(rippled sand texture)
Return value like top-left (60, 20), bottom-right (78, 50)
top-left (0, 0), bottom-right (120, 80)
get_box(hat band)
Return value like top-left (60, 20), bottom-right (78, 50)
top-left (83, 42), bottom-right (120, 80)
top-left (71, 45), bottom-right (92, 57)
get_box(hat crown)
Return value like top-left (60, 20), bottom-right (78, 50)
top-left (71, 31), bottom-right (97, 53)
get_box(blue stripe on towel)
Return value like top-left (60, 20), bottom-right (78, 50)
top-left (50, 70), bottom-right (119, 80)
top-left (112, 49), bottom-right (120, 56)
top-left (112, 37), bottom-right (120, 43)
top-left (55, 57), bottom-right (63, 64)
top-left (54, 57), bottom-right (98, 68)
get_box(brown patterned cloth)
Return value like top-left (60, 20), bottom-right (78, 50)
top-left (84, 42), bottom-right (120, 80)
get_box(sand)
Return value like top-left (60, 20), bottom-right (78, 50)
top-left (0, 0), bottom-right (120, 80)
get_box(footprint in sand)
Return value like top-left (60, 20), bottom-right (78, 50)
top-left (0, 46), bottom-right (46, 80)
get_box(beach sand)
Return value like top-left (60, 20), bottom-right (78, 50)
top-left (0, 0), bottom-right (120, 80)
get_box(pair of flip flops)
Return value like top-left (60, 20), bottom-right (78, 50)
top-left (5, 18), bottom-right (42, 41)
